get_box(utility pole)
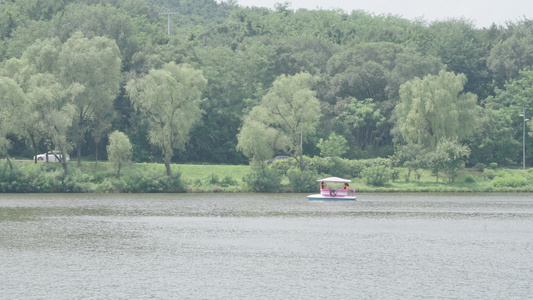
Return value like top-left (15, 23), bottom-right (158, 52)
top-left (159, 11), bottom-right (178, 35)
top-left (519, 108), bottom-right (529, 170)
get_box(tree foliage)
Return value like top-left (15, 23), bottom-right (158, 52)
top-left (428, 138), bottom-right (471, 183)
top-left (237, 73), bottom-right (320, 170)
top-left (59, 32), bottom-right (122, 166)
top-left (126, 62), bottom-right (206, 177)
top-left (1, 1), bottom-right (533, 168)
top-left (0, 76), bottom-right (25, 170)
top-left (107, 130), bottom-right (132, 179)
top-left (317, 132), bottom-right (348, 158)
top-left (395, 70), bottom-right (479, 149)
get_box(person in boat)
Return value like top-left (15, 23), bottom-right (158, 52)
top-left (342, 183), bottom-right (349, 190)
top-left (320, 182), bottom-right (327, 190)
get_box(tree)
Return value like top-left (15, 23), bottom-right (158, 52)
top-left (393, 143), bottom-right (427, 182)
top-left (336, 97), bottom-right (386, 153)
top-left (1, 38), bottom-right (62, 163)
top-left (0, 76), bottom-right (26, 170)
top-left (488, 69), bottom-right (533, 165)
top-left (427, 20), bottom-right (488, 97)
top-left (58, 32), bottom-right (122, 167)
top-left (237, 73), bottom-right (321, 170)
top-left (495, 69), bottom-right (533, 114)
top-left (126, 62), bottom-right (206, 178)
top-left (187, 41), bottom-right (275, 163)
top-left (28, 73), bottom-right (81, 176)
top-left (107, 131), bottom-right (132, 180)
top-left (49, 3), bottom-right (146, 64)
top-left (394, 70), bottom-right (479, 149)
top-left (487, 20), bottom-right (533, 88)
top-left (326, 42), bottom-right (404, 102)
top-left (317, 132), bottom-right (348, 158)
top-left (428, 138), bottom-right (471, 183)
top-left (465, 102), bottom-right (520, 165)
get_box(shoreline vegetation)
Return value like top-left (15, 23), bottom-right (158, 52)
top-left (1, 158), bottom-right (532, 193)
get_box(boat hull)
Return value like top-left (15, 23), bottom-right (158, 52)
top-left (307, 194), bottom-right (356, 201)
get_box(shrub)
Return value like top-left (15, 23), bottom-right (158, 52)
top-left (286, 168), bottom-right (318, 192)
top-left (390, 168), bottom-right (401, 182)
top-left (484, 169), bottom-right (495, 180)
top-left (490, 162), bottom-right (498, 169)
top-left (303, 157), bottom-right (367, 179)
top-left (304, 156), bottom-right (330, 175)
top-left (62, 169), bottom-right (96, 192)
top-left (362, 165), bottom-right (390, 186)
top-left (327, 157), bottom-right (353, 178)
top-left (473, 163), bottom-right (486, 172)
top-left (492, 174), bottom-right (527, 188)
top-left (40, 163), bottom-right (59, 172)
top-left (123, 169), bottom-right (185, 192)
top-left (206, 172), bottom-right (219, 184)
top-left (270, 157), bottom-right (297, 175)
top-left (166, 171), bottom-right (186, 192)
top-left (464, 174), bottom-right (475, 183)
top-left (219, 175), bottom-right (237, 187)
top-left (0, 163), bottom-right (24, 192)
top-left (244, 168), bottom-right (282, 192)
top-left (344, 159), bottom-right (367, 178)
top-left (95, 178), bottom-right (125, 193)
top-left (28, 168), bottom-right (64, 192)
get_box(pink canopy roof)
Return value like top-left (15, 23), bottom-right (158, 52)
top-left (317, 177), bottom-right (351, 183)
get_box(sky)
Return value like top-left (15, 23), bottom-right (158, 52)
top-left (230, 0), bottom-right (532, 28)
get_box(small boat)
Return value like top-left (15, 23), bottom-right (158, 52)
top-left (307, 177), bottom-right (356, 201)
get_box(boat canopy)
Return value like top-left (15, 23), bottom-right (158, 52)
top-left (317, 177), bottom-right (351, 183)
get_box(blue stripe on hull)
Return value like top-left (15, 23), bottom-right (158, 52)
top-left (307, 195), bottom-right (356, 201)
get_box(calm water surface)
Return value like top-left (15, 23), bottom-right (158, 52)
top-left (1, 193), bottom-right (532, 299)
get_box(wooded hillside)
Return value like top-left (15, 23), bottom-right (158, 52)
top-left (1, 0), bottom-right (532, 167)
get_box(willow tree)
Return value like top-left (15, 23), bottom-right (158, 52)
top-left (126, 62), bottom-right (206, 177)
top-left (394, 70), bottom-right (479, 149)
top-left (1, 38), bottom-right (78, 175)
top-left (59, 32), bottom-right (122, 167)
top-left (0, 76), bottom-right (25, 170)
top-left (27, 73), bottom-right (81, 176)
top-left (237, 73), bottom-right (321, 171)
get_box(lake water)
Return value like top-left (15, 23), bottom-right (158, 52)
top-left (1, 193), bottom-right (532, 299)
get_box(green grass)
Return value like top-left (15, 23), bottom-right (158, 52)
top-left (175, 164), bottom-right (249, 183)
top-left (74, 161), bottom-right (249, 182)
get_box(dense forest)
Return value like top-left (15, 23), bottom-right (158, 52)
top-left (1, 0), bottom-right (533, 169)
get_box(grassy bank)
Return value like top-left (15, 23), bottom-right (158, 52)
top-left (1, 160), bottom-right (532, 193)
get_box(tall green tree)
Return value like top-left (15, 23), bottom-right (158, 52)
top-left (0, 76), bottom-right (26, 170)
top-left (487, 20), bottom-right (533, 88)
top-left (394, 70), bottom-right (479, 149)
top-left (28, 73), bottom-right (82, 176)
top-left (336, 97), bottom-right (386, 154)
top-left (490, 69), bottom-right (533, 165)
top-left (1, 38), bottom-right (62, 163)
top-left (495, 69), bottom-right (533, 114)
top-left (237, 73), bottom-right (321, 170)
top-left (58, 32), bottom-right (121, 167)
top-left (187, 41), bottom-right (274, 163)
top-left (126, 62), bottom-right (206, 177)
top-left (427, 20), bottom-right (488, 97)
top-left (465, 102), bottom-right (520, 165)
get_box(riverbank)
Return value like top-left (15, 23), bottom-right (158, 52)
top-left (1, 160), bottom-right (532, 193)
